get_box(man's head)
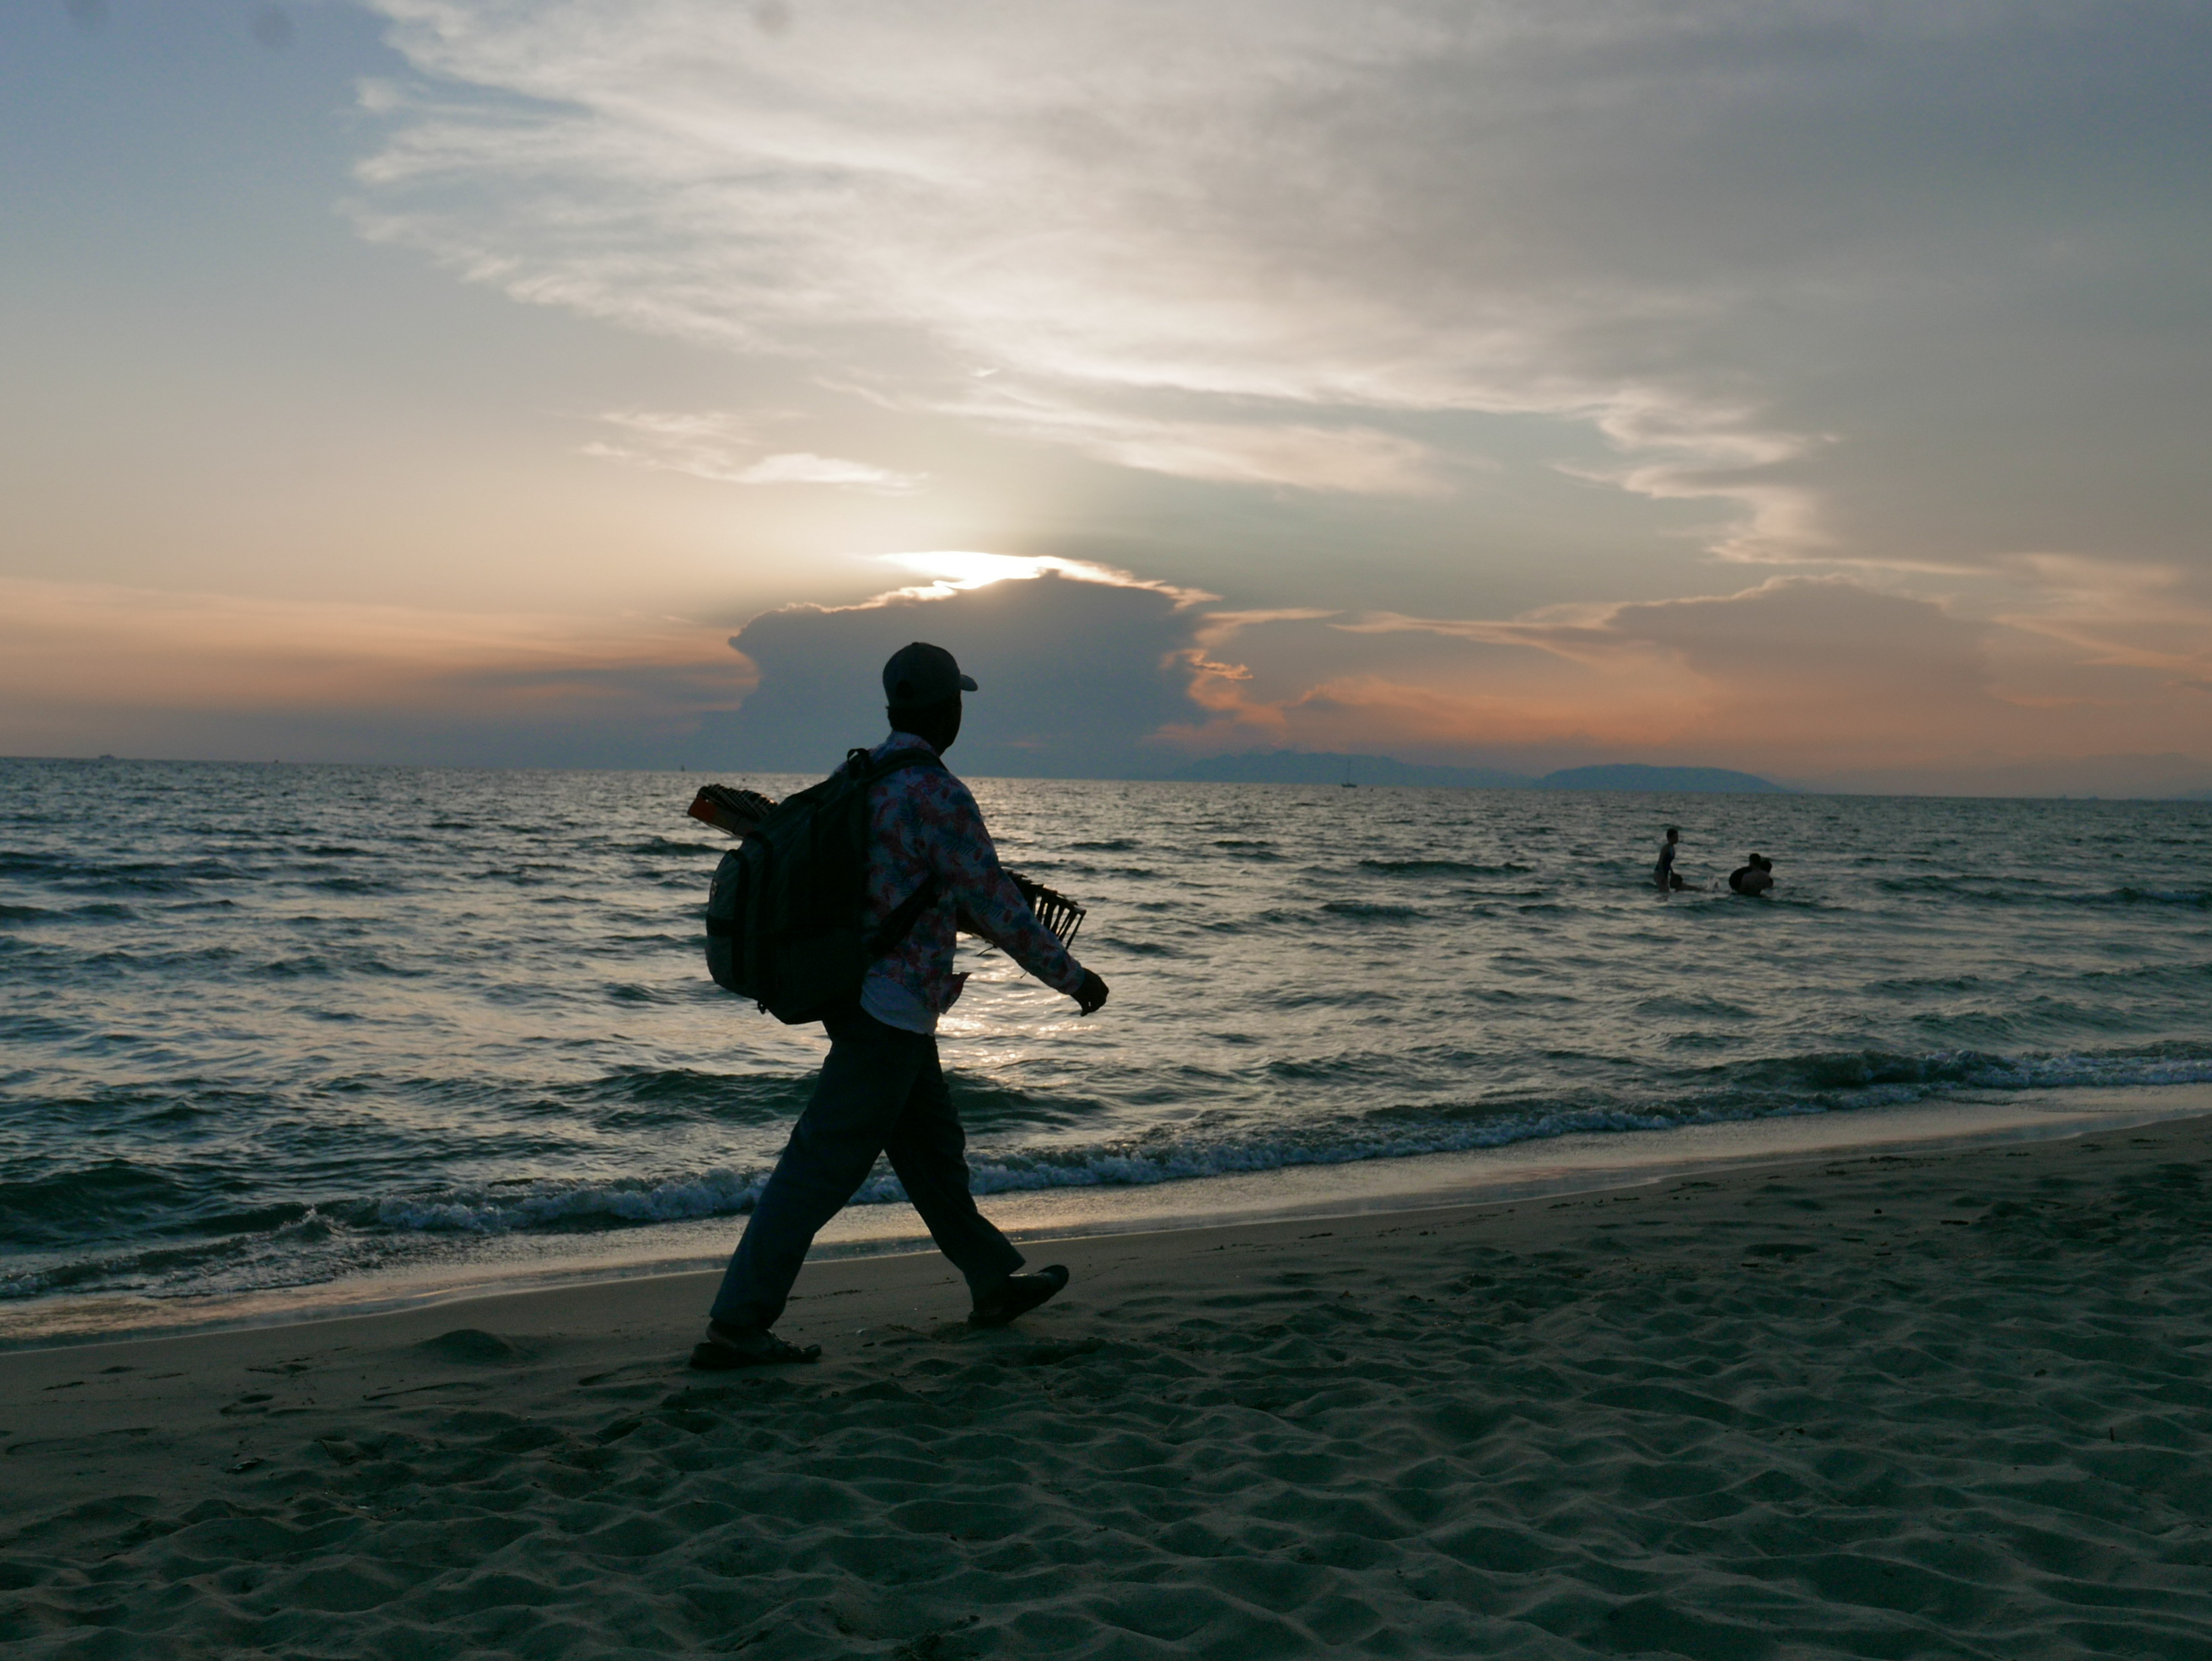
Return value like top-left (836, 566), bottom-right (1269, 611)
top-left (883, 641), bottom-right (977, 754)
top-left (1665, 826), bottom-right (1680, 842)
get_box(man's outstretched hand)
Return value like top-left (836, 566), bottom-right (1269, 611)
top-left (1074, 970), bottom-right (1110, 1016)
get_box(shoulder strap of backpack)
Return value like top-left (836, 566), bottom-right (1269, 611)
top-left (852, 747), bottom-right (946, 785)
top-left (865, 872), bottom-right (942, 956)
top-left (851, 745), bottom-right (948, 958)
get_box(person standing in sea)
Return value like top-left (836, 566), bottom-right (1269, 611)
top-left (1653, 825), bottom-right (1683, 890)
top-left (692, 642), bottom-right (1112, 1369)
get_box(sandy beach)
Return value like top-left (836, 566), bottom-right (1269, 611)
top-left (6, 1112), bottom-right (2210, 1659)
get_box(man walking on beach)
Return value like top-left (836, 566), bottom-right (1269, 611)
top-left (693, 643), bottom-right (1111, 1369)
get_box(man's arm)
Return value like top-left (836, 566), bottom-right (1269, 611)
top-left (920, 776), bottom-right (1106, 1011)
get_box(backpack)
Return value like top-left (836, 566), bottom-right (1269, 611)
top-left (703, 747), bottom-right (946, 1024)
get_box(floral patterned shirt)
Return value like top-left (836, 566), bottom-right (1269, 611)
top-left (858, 731), bottom-right (1086, 1026)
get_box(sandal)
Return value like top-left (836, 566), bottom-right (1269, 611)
top-left (968, 1264), bottom-right (1070, 1328)
top-left (689, 1322), bottom-right (822, 1371)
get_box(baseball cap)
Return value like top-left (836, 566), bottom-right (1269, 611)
top-left (882, 641), bottom-right (978, 708)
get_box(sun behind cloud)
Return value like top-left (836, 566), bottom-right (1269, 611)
top-left (874, 552), bottom-right (1216, 607)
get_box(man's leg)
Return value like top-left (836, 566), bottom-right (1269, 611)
top-left (709, 1007), bottom-right (926, 1332)
top-left (881, 1038), bottom-right (1024, 1298)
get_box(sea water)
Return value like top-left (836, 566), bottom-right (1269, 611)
top-left (3, 758), bottom-right (2208, 1327)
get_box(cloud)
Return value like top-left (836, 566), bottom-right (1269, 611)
top-left (11, 561), bottom-right (2201, 791)
top-left (871, 551), bottom-right (1216, 608)
top-left (894, 383), bottom-right (1452, 495)
top-left (583, 409), bottom-right (923, 491)
top-left (1988, 553), bottom-right (2212, 684)
top-left (732, 452), bottom-right (919, 488)
top-left (717, 568), bottom-right (1211, 777)
top-left (1175, 576), bottom-right (2212, 782)
top-left (359, 0), bottom-right (2150, 544)
top-left (1598, 580), bottom-right (1999, 759)
top-left (1365, 577), bottom-right (2005, 736)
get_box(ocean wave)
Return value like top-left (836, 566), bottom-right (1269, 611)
top-left (1867, 877), bottom-right (2212, 910)
top-left (374, 1168), bottom-right (781, 1234)
top-left (0, 1160), bottom-right (200, 1247)
top-left (11, 856), bottom-right (256, 896)
top-left (2085, 886), bottom-right (2212, 908)
top-left (1100, 938), bottom-right (1180, 957)
top-left (304, 876), bottom-right (406, 895)
top-left (626, 836), bottom-right (723, 856)
top-left (1870, 876), bottom-right (2027, 903)
top-left (0, 851), bottom-right (75, 877)
top-left (549, 1066), bottom-right (817, 1119)
top-left (351, 1101), bottom-right (1838, 1233)
top-left (249, 952), bottom-right (424, 979)
top-left (1358, 858), bottom-right (1532, 876)
top-left (0, 1206), bottom-right (354, 1303)
top-left (605, 982), bottom-right (680, 1005)
top-left (357, 1045), bottom-right (2212, 1238)
top-left (1694, 1043), bottom-right (2212, 1100)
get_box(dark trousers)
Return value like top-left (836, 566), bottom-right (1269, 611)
top-left (709, 1004), bottom-right (1024, 1330)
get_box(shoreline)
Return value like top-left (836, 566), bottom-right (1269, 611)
top-left (8, 1079), bottom-right (2208, 1353)
top-left (4, 1103), bottom-right (2208, 1657)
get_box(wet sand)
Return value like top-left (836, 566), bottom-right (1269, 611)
top-left (5, 1112), bottom-right (2210, 1657)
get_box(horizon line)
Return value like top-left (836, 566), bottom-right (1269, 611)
top-left (5, 753), bottom-right (2207, 803)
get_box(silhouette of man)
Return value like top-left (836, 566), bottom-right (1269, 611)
top-left (694, 643), bottom-right (1110, 1369)
top-left (1654, 825), bottom-right (1683, 890)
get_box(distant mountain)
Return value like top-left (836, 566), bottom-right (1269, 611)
top-left (1534, 764), bottom-right (1794, 794)
top-left (1168, 750), bottom-right (1532, 789)
top-left (1171, 750), bottom-right (2200, 797)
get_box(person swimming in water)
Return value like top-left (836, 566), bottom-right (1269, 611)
top-left (1728, 854), bottom-right (1775, 895)
top-left (1653, 827), bottom-right (1684, 891)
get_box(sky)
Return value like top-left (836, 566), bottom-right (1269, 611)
top-left (5, 0), bottom-right (2210, 791)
